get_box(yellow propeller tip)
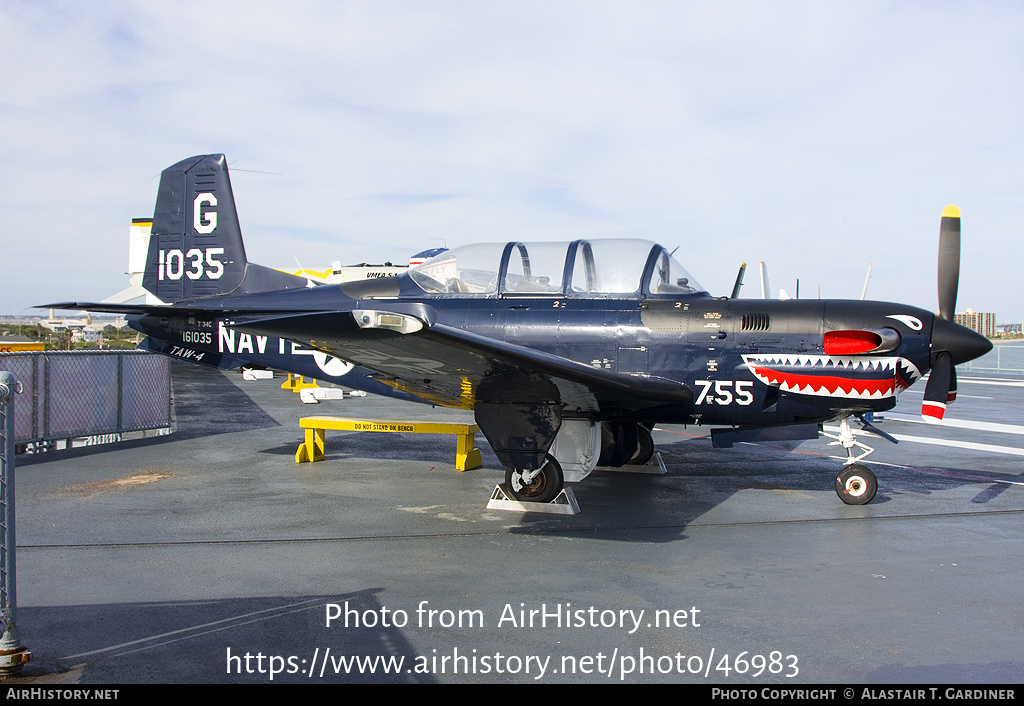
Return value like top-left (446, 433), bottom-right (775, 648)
top-left (942, 205), bottom-right (960, 218)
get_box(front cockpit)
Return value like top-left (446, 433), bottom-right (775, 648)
top-left (407, 239), bottom-right (707, 299)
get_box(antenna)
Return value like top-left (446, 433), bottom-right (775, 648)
top-left (293, 256), bottom-right (317, 288)
top-left (859, 263), bottom-right (873, 300)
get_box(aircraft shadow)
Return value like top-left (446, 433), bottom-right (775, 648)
top-left (246, 422), bottom-right (1023, 546)
top-left (169, 361), bottom-right (282, 439)
top-left (15, 588), bottom-right (433, 684)
top-left (506, 428), bottom-right (1022, 540)
top-left (648, 430), bottom-right (1022, 507)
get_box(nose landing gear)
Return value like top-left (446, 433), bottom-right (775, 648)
top-left (835, 464), bottom-right (878, 505)
top-left (823, 415), bottom-right (885, 504)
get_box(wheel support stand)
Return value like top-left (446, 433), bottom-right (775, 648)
top-left (486, 484), bottom-right (580, 515)
top-left (598, 452), bottom-right (667, 475)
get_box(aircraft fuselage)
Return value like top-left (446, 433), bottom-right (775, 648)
top-left (129, 289), bottom-right (939, 430)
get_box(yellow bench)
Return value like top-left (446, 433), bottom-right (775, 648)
top-left (295, 416), bottom-right (483, 471)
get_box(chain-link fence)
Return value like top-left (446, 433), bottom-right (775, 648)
top-left (0, 350), bottom-right (171, 450)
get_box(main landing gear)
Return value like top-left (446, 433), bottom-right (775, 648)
top-left (495, 421), bottom-right (659, 513)
top-left (629, 425), bottom-right (655, 466)
top-left (505, 454), bottom-right (564, 504)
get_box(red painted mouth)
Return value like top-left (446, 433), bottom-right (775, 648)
top-left (742, 354), bottom-right (922, 399)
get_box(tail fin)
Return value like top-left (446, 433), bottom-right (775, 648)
top-left (142, 154), bottom-right (305, 303)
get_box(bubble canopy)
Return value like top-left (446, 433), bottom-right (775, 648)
top-left (408, 239), bottom-right (706, 298)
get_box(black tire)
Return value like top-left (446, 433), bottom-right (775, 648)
top-left (628, 425), bottom-right (655, 465)
top-left (505, 455), bottom-right (564, 503)
top-left (835, 464), bottom-right (877, 505)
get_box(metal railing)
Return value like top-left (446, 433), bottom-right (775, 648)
top-left (0, 350), bottom-right (171, 450)
top-left (0, 372), bottom-right (30, 673)
top-left (961, 343), bottom-right (1024, 374)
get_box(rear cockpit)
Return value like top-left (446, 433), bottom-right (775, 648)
top-left (408, 239), bottom-right (706, 298)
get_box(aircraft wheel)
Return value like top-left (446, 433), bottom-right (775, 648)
top-left (506, 455), bottom-right (563, 503)
top-left (835, 464), bottom-right (877, 505)
top-left (628, 425), bottom-right (654, 465)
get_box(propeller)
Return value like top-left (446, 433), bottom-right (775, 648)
top-left (923, 205), bottom-right (961, 422)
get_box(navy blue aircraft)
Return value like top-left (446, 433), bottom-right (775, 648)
top-left (44, 154), bottom-right (992, 505)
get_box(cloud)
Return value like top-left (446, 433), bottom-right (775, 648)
top-left (2, 1), bottom-right (1021, 319)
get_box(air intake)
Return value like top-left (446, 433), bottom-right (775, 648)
top-left (741, 313), bottom-right (771, 331)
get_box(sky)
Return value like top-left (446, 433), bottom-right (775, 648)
top-left (2, 1), bottom-right (1022, 319)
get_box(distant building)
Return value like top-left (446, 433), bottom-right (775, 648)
top-left (998, 322), bottom-right (1022, 336)
top-left (73, 328), bottom-right (102, 344)
top-left (955, 308), bottom-right (997, 338)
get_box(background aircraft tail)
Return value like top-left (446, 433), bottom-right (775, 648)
top-left (141, 154), bottom-right (305, 303)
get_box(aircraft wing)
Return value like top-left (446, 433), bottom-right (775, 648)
top-left (232, 307), bottom-right (693, 414)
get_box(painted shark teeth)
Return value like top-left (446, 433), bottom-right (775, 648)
top-left (741, 354), bottom-right (922, 400)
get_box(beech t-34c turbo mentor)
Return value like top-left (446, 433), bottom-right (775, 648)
top-left (43, 154), bottom-right (992, 505)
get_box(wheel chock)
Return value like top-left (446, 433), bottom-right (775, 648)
top-left (597, 451), bottom-right (667, 475)
top-left (486, 483), bottom-right (580, 515)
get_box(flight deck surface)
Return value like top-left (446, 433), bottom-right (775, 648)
top-left (8, 361), bottom-right (1023, 684)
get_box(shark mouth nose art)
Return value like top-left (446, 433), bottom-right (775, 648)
top-left (741, 354), bottom-right (922, 399)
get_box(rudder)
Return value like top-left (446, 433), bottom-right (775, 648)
top-left (142, 154), bottom-right (303, 303)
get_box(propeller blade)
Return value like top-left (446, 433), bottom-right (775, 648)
top-left (948, 367), bottom-right (957, 405)
top-left (922, 351), bottom-right (952, 422)
top-left (731, 262), bottom-right (747, 298)
top-left (937, 205), bottom-right (961, 321)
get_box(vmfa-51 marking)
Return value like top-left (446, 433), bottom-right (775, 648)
top-left (45, 154), bottom-right (991, 505)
